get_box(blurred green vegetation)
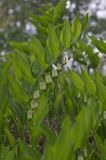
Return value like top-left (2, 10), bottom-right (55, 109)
top-left (0, 0), bottom-right (106, 53)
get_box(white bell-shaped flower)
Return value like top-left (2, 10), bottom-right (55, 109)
top-left (57, 63), bottom-right (62, 71)
top-left (104, 111), bottom-right (106, 119)
top-left (27, 110), bottom-right (32, 120)
top-left (34, 90), bottom-right (40, 99)
top-left (52, 69), bottom-right (58, 78)
top-left (45, 75), bottom-right (52, 84)
top-left (62, 54), bottom-right (68, 64)
top-left (31, 100), bottom-right (38, 109)
top-left (77, 156), bottom-right (84, 160)
top-left (39, 81), bottom-right (46, 91)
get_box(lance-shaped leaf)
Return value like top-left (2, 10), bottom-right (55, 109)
top-left (72, 16), bottom-right (82, 41)
top-left (40, 123), bottom-right (56, 145)
top-left (33, 95), bottom-right (48, 126)
top-left (5, 148), bottom-right (16, 160)
top-left (0, 84), bottom-right (8, 114)
top-left (18, 140), bottom-right (41, 160)
top-left (89, 36), bottom-right (106, 54)
top-left (42, 116), bottom-right (73, 160)
top-left (0, 111), bottom-right (5, 135)
top-left (81, 13), bottom-right (89, 32)
top-left (30, 37), bottom-right (48, 68)
top-left (9, 41), bottom-right (29, 53)
top-left (86, 45), bottom-right (100, 68)
top-left (71, 99), bottom-right (98, 150)
top-left (54, 0), bottom-right (67, 22)
top-left (47, 25), bottom-right (61, 57)
top-left (82, 70), bottom-right (96, 95)
top-left (14, 53), bottom-right (34, 83)
top-left (94, 131), bottom-right (106, 159)
top-left (54, 116), bottom-right (73, 160)
top-left (69, 71), bottom-right (84, 92)
top-left (8, 75), bottom-right (29, 103)
top-left (60, 19), bottom-right (72, 48)
top-left (5, 128), bottom-right (16, 148)
top-left (95, 73), bottom-right (106, 105)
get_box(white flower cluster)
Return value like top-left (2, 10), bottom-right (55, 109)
top-left (27, 63), bottom-right (62, 120)
top-left (27, 53), bottom-right (83, 120)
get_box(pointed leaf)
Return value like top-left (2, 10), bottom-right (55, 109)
top-left (82, 70), bottom-right (96, 95)
top-left (54, 0), bottom-right (67, 22)
top-left (81, 13), bottom-right (89, 32)
top-left (8, 76), bottom-right (29, 103)
top-left (5, 128), bottom-right (16, 148)
top-left (30, 37), bottom-right (48, 68)
top-left (72, 16), bottom-right (82, 41)
top-left (90, 36), bottom-right (106, 53)
top-left (60, 19), bottom-right (72, 48)
top-left (33, 95), bottom-right (48, 125)
top-left (14, 53), bottom-right (34, 83)
top-left (69, 71), bottom-right (84, 92)
top-left (47, 26), bottom-right (61, 57)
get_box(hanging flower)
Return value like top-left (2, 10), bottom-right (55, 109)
top-left (34, 90), bottom-right (40, 99)
top-left (57, 63), bottom-right (62, 71)
top-left (27, 110), bottom-right (32, 120)
top-left (39, 81), bottom-right (46, 91)
top-left (45, 74), bottom-right (52, 84)
top-left (31, 100), bottom-right (38, 109)
top-left (52, 69), bottom-right (58, 78)
top-left (103, 111), bottom-right (106, 119)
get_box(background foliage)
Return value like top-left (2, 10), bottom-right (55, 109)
top-left (0, 0), bottom-right (106, 53)
top-left (0, 0), bottom-right (106, 159)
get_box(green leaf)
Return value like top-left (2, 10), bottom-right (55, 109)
top-left (9, 41), bottom-right (29, 53)
top-left (8, 75), bottom-right (29, 103)
top-left (94, 131), bottom-right (104, 151)
top-left (72, 16), bottom-right (82, 41)
top-left (18, 140), bottom-right (41, 160)
top-left (95, 73), bottom-right (106, 105)
top-left (0, 112), bottom-right (5, 135)
top-left (82, 70), bottom-right (96, 95)
top-left (5, 128), bottom-right (16, 148)
top-left (30, 37), bottom-right (48, 68)
top-left (47, 25), bottom-right (61, 57)
top-left (43, 116), bottom-right (73, 160)
top-left (71, 99), bottom-right (97, 150)
top-left (33, 95), bottom-right (48, 125)
top-left (29, 124), bottom-right (41, 146)
top-left (81, 13), bottom-right (89, 32)
top-left (0, 61), bottom-right (11, 86)
top-left (54, 116), bottom-right (72, 160)
top-left (89, 36), bottom-right (106, 53)
top-left (40, 124), bottom-right (56, 145)
top-left (69, 71), bottom-right (84, 92)
top-left (31, 61), bottom-right (43, 77)
top-left (5, 149), bottom-right (16, 160)
top-left (10, 101), bottom-right (27, 124)
top-left (86, 45), bottom-right (100, 68)
top-left (94, 131), bottom-right (106, 159)
top-left (0, 84), bottom-right (8, 114)
top-left (60, 19), bottom-right (72, 48)
top-left (14, 53), bottom-right (34, 83)
top-left (54, 0), bottom-right (67, 22)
